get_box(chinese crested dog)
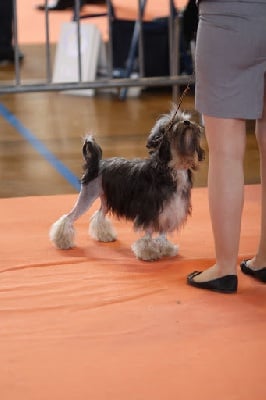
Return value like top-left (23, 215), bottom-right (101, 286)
top-left (49, 108), bottom-right (205, 261)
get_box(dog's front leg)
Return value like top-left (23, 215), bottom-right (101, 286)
top-left (155, 233), bottom-right (179, 257)
top-left (131, 231), bottom-right (162, 261)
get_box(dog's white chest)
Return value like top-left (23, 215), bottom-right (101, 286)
top-left (158, 170), bottom-right (189, 232)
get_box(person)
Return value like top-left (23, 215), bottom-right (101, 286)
top-left (0, 0), bottom-right (24, 64)
top-left (186, 0), bottom-right (266, 293)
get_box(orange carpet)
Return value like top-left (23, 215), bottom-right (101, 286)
top-left (18, 0), bottom-right (187, 44)
top-left (1, 185), bottom-right (265, 400)
top-left (4, 2), bottom-right (266, 399)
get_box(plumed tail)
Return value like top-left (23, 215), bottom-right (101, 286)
top-left (81, 135), bottom-right (103, 185)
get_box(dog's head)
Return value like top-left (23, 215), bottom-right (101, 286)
top-left (146, 108), bottom-right (205, 170)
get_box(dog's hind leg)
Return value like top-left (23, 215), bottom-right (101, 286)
top-left (89, 196), bottom-right (117, 242)
top-left (131, 232), bottom-right (162, 261)
top-left (49, 177), bottom-right (101, 249)
top-left (155, 233), bottom-right (179, 257)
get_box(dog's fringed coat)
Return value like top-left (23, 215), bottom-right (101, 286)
top-left (50, 109), bottom-right (205, 261)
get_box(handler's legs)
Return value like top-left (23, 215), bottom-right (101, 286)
top-left (249, 81), bottom-right (266, 269)
top-left (192, 116), bottom-right (246, 282)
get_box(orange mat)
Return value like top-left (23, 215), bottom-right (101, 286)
top-left (18, 0), bottom-right (187, 44)
top-left (1, 185), bottom-right (265, 400)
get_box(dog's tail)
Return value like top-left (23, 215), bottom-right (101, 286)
top-left (81, 135), bottom-right (103, 185)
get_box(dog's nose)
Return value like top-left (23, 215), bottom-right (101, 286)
top-left (184, 120), bottom-right (190, 126)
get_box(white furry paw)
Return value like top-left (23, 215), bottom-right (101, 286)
top-left (155, 236), bottom-right (179, 257)
top-left (49, 214), bottom-right (75, 249)
top-left (131, 236), bottom-right (161, 261)
top-left (89, 210), bottom-right (117, 242)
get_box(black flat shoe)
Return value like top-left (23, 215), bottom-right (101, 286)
top-left (187, 271), bottom-right (238, 293)
top-left (240, 260), bottom-right (266, 283)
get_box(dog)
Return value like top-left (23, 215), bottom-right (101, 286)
top-left (49, 107), bottom-right (205, 261)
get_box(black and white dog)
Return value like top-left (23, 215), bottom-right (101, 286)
top-left (49, 108), bottom-right (205, 261)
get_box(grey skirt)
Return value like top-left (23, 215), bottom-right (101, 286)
top-left (195, 1), bottom-right (266, 119)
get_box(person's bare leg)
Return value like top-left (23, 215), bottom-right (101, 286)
top-left (193, 116), bottom-right (246, 282)
top-left (247, 84), bottom-right (266, 270)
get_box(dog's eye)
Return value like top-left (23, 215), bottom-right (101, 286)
top-left (150, 133), bottom-right (162, 143)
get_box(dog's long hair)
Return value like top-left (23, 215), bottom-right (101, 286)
top-left (81, 108), bottom-right (204, 232)
top-left (49, 107), bottom-right (205, 260)
top-left (82, 139), bottom-right (179, 231)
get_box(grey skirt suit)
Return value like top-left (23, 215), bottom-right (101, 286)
top-left (195, 1), bottom-right (266, 119)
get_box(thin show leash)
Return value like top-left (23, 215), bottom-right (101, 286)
top-left (165, 73), bottom-right (195, 134)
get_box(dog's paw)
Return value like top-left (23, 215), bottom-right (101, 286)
top-left (155, 236), bottom-right (179, 257)
top-left (89, 210), bottom-right (117, 242)
top-left (49, 215), bottom-right (75, 249)
top-left (131, 237), bottom-right (162, 261)
top-left (159, 240), bottom-right (179, 257)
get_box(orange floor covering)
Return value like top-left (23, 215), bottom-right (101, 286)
top-left (18, 0), bottom-right (188, 44)
top-left (0, 184), bottom-right (265, 400)
top-left (3, 2), bottom-right (266, 399)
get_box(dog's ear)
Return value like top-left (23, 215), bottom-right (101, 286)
top-left (158, 136), bottom-right (171, 162)
top-left (192, 125), bottom-right (205, 162)
top-left (197, 143), bottom-right (205, 162)
top-left (146, 122), bottom-right (167, 154)
top-left (146, 131), bottom-right (164, 152)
